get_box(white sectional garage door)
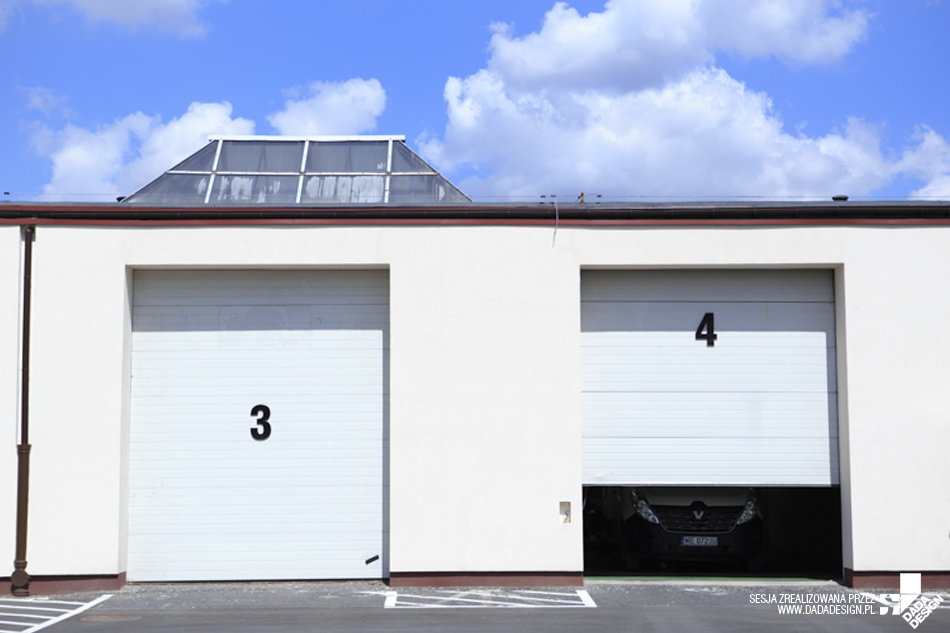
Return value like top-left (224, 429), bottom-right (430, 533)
top-left (581, 270), bottom-right (838, 486)
top-left (129, 270), bottom-right (388, 581)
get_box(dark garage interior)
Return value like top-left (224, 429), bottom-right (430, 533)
top-left (583, 486), bottom-right (842, 579)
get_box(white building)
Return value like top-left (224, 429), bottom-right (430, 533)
top-left (2, 137), bottom-right (948, 594)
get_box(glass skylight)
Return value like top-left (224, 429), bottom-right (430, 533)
top-left (123, 136), bottom-right (470, 206)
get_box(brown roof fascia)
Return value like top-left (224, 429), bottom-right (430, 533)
top-left (2, 202), bottom-right (950, 226)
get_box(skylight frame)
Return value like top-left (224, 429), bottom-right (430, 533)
top-left (127, 135), bottom-right (470, 205)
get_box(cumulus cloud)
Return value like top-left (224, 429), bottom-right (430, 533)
top-left (485, 1), bottom-right (705, 93)
top-left (424, 67), bottom-right (890, 198)
top-left (699, 0), bottom-right (870, 64)
top-left (267, 79), bottom-right (386, 136)
top-left (37, 102), bottom-right (253, 200)
top-left (484, 0), bottom-right (868, 94)
top-left (898, 127), bottom-right (950, 198)
top-left (12, 0), bottom-right (215, 37)
top-left (32, 77), bottom-right (390, 200)
top-left (422, 0), bottom-right (950, 200)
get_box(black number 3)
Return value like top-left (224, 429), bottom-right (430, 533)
top-left (250, 404), bottom-right (272, 441)
top-left (695, 312), bottom-right (718, 347)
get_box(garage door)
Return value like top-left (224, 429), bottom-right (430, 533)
top-left (581, 270), bottom-right (838, 486)
top-left (128, 270), bottom-right (388, 581)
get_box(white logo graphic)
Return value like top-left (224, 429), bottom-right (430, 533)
top-left (867, 573), bottom-right (944, 629)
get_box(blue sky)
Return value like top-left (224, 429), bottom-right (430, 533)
top-left (1, 0), bottom-right (949, 202)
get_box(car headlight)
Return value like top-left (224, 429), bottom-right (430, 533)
top-left (736, 499), bottom-right (758, 525)
top-left (636, 499), bottom-right (660, 524)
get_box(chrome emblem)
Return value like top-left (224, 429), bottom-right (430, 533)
top-left (692, 510), bottom-right (705, 520)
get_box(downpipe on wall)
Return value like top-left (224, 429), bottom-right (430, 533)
top-left (11, 225), bottom-right (34, 596)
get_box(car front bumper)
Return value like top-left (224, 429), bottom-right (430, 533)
top-left (623, 516), bottom-right (763, 562)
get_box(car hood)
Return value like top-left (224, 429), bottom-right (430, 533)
top-left (638, 487), bottom-right (752, 507)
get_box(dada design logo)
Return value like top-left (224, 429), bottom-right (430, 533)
top-left (872, 573), bottom-right (944, 629)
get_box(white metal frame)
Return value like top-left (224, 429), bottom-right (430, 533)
top-left (158, 136), bottom-right (468, 204)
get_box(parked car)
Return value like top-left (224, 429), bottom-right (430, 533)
top-left (618, 487), bottom-right (764, 571)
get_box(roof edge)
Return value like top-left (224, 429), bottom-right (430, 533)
top-left (207, 135), bottom-right (406, 142)
top-left (4, 201), bottom-right (950, 224)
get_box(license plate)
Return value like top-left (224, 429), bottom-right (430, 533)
top-left (681, 536), bottom-right (718, 546)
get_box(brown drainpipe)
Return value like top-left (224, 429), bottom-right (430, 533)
top-left (11, 225), bottom-right (34, 596)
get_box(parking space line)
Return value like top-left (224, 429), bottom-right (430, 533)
top-left (396, 593), bottom-right (542, 608)
top-left (518, 589), bottom-right (589, 596)
top-left (0, 595), bottom-right (112, 633)
top-left (445, 590), bottom-right (590, 606)
top-left (577, 590), bottom-right (598, 607)
top-left (365, 588), bottom-right (597, 609)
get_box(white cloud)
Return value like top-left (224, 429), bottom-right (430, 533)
top-left (484, 0), bottom-right (868, 93)
top-left (898, 127), bottom-right (950, 199)
top-left (267, 79), bottom-right (386, 136)
top-left (24, 0), bottom-right (214, 37)
top-left (699, 0), bottom-right (870, 64)
top-left (913, 176), bottom-right (950, 199)
top-left (422, 0), bottom-right (950, 200)
top-left (37, 102), bottom-right (253, 200)
top-left (33, 78), bottom-right (392, 200)
top-left (424, 67), bottom-right (890, 198)
top-left (486, 1), bottom-right (706, 92)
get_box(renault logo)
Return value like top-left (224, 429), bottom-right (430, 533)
top-left (692, 510), bottom-right (705, 520)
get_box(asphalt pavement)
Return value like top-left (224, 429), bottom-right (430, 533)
top-left (6, 579), bottom-right (948, 633)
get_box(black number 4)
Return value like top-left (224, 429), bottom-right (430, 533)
top-left (695, 312), bottom-right (718, 347)
top-left (250, 404), bottom-right (272, 441)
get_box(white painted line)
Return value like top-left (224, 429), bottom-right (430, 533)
top-left (394, 593), bottom-right (532, 608)
top-left (0, 607), bottom-right (70, 614)
top-left (440, 591), bottom-right (584, 606)
top-left (393, 590), bottom-right (595, 609)
top-left (366, 588), bottom-right (596, 609)
top-left (517, 589), bottom-right (588, 597)
top-left (0, 601), bottom-right (85, 607)
top-left (390, 601), bottom-right (441, 609)
top-left (577, 589), bottom-right (597, 608)
top-left (20, 594), bottom-right (112, 633)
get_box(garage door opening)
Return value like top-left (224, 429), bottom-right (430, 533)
top-left (580, 269), bottom-right (842, 578)
top-left (583, 485), bottom-right (842, 579)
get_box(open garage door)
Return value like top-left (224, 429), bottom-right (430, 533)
top-left (581, 269), bottom-right (838, 486)
top-left (128, 269), bottom-right (388, 581)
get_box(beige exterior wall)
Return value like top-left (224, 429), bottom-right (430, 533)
top-left (1, 222), bottom-right (948, 577)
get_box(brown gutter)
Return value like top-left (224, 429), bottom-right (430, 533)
top-left (11, 225), bottom-right (34, 596)
top-left (5, 216), bottom-right (950, 228)
top-left (2, 201), bottom-right (950, 223)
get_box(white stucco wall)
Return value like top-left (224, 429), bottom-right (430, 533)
top-left (1, 221), bottom-right (947, 578)
top-left (567, 225), bottom-right (950, 572)
top-left (828, 228), bottom-right (950, 571)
